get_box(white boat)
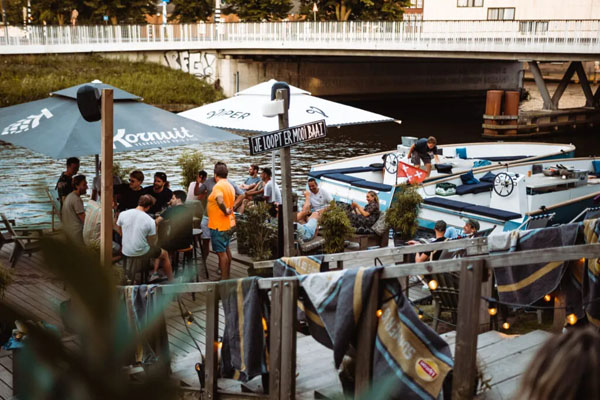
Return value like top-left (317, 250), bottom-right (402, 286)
top-left (309, 140), bottom-right (575, 212)
top-left (415, 157), bottom-right (600, 234)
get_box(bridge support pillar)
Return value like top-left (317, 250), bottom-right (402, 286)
top-left (530, 60), bottom-right (599, 110)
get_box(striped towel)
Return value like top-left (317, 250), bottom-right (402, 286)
top-left (274, 255), bottom-right (325, 276)
top-left (219, 277), bottom-right (267, 382)
top-left (582, 218), bottom-right (600, 326)
top-left (374, 279), bottom-right (453, 400)
top-left (493, 224), bottom-right (579, 305)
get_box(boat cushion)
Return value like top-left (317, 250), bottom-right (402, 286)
top-left (351, 180), bottom-right (393, 192)
top-left (479, 172), bottom-right (497, 183)
top-left (423, 196), bottom-right (521, 221)
top-left (456, 182), bottom-right (493, 195)
top-left (456, 147), bottom-right (467, 159)
top-left (321, 173), bottom-right (362, 184)
top-left (308, 165), bottom-right (383, 179)
top-left (435, 164), bottom-right (453, 174)
top-left (473, 160), bottom-right (492, 168)
top-left (460, 170), bottom-right (480, 185)
top-left (593, 160), bottom-right (600, 175)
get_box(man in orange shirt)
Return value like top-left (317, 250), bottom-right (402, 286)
top-left (207, 162), bottom-right (236, 280)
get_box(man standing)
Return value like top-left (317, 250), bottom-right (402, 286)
top-left (207, 162), bottom-right (235, 280)
top-left (116, 170), bottom-right (145, 212)
top-left (297, 178), bottom-right (331, 222)
top-left (55, 157), bottom-right (80, 204)
top-left (445, 218), bottom-right (479, 239)
top-left (116, 195), bottom-right (173, 282)
top-left (155, 190), bottom-right (193, 253)
top-left (62, 174), bottom-right (87, 244)
top-left (141, 172), bottom-right (173, 215)
top-left (407, 136), bottom-right (440, 177)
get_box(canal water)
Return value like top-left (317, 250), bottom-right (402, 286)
top-left (1, 81), bottom-right (598, 225)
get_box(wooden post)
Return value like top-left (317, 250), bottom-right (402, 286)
top-left (277, 89), bottom-right (295, 257)
top-left (280, 279), bottom-right (298, 399)
top-left (204, 285), bottom-right (219, 399)
top-left (100, 89), bottom-right (114, 267)
top-left (354, 272), bottom-right (380, 396)
top-left (269, 281), bottom-right (283, 399)
top-left (452, 259), bottom-right (484, 400)
top-left (528, 61), bottom-right (556, 111)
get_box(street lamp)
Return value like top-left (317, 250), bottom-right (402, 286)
top-left (312, 2), bottom-right (318, 22)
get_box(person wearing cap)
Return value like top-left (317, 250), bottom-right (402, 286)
top-left (444, 218), bottom-right (479, 239)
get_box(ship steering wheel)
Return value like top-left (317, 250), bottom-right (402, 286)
top-left (493, 172), bottom-right (514, 197)
top-left (384, 153), bottom-right (399, 175)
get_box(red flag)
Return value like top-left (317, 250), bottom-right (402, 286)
top-left (397, 161), bottom-right (427, 184)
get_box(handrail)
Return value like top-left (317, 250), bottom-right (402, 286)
top-left (2, 20), bottom-right (600, 55)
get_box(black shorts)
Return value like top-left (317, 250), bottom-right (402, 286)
top-left (411, 152), bottom-right (432, 165)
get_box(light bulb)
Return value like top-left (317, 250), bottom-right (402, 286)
top-left (428, 280), bottom-right (438, 291)
top-left (488, 307), bottom-right (498, 316)
top-left (376, 309), bottom-right (383, 318)
top-left (544, 294), bottom-right (552, 302)
top-left (567, 313), bottom-right (578, 326)
top-left (418, 310), bottom-right (424, 319)
top-left (502, 321), bottom-right (510, 330)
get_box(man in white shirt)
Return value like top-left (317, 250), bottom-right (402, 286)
top-left (297, 178), bottom-right (332, 222)
top-left (116, 194), bottom-right (173, 282)
top-left (262, 167), bottom-right (281, 204)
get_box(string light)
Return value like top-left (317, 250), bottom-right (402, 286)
top-left (187, 311), bottom-right (194, 325)
top-left (544, 294), bottom-right (552, 302)
top-left (502, 321), bottom-right (510, 330)
top-left (567, 313), bottom-right (578, 325)
top-left (580, 258), bottom-right (586, 264)
top-left (488, 299), bottom-right (498, 316)
top-left (376, 309), bottom-right (383, 318)
top-left (217, 341), bottom-right (223, 350)
top-left (262, 317), bottom-right (268, 331)
top-left (418, 310), bottom-right (424, 320)
top-left (428, 279), bottom-right (438, 291)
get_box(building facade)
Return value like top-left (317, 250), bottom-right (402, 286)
top-left (423, 0), bottom-right (600, 20)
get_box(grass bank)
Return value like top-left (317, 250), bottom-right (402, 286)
top-left (0, 54), bottom-right (224, 108)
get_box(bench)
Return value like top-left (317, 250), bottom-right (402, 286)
top-left (423, 197), bottom-right (521, 221)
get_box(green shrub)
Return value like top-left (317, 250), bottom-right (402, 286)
top-left (236, 202), bottom-right (277, 261)
top-left (320, 201), bottom-right (354, 254)
top-left (385, 184), bottom-right (423, 240)
top-left (176, 150), bottom-right (204, 190)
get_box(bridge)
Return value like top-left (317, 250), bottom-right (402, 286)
top-left (1, 20), bottom-right (599, 99)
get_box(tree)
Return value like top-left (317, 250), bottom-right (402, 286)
top-left (221, 0), bottom-right (292, 22)
top-left (169, 0), bottom-right (212, 23)
top-left (299, 0), bottom-right (408, 21)
top-left (81, 0), bottom-right (156, 24)
top-left (33, 0), bottom-right (79, 25)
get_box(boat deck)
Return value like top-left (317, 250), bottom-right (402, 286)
top-left (0, 242), bottom-right (550, 399)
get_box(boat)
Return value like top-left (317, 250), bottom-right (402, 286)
top-left (309, 139), bottom-right (575, 211)
top-left (415, 157), bottom-right (600, 234)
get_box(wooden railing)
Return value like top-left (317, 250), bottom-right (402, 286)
top-left (157, 240), bottom-right (600, 399)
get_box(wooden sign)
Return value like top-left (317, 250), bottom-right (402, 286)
top-left (248, 119), bottom-right (327, 155)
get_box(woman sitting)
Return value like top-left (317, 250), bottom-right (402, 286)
top-left (344, 191), bottom-right (381, 231)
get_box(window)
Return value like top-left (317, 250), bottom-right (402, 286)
top-left (519, 21), bottom-right (549, 33)
top-left (458, 0), bottom-right (483, 7)
top-left (487, 7), bottom-right (515, 20)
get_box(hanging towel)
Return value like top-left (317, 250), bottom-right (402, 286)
top-left (582, 218), bottom-right (600, 326)
top-left (493, 224), bottom-right (579, 305)
top-left (219, 277), bottom-right (267, 382)
top-left (274, 255), bottom-right (325, 276)
top-left (374, 280), bottom-right (453, 400)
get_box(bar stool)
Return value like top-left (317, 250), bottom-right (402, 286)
top-left (192, 228), bottom-right (209, 280)
top-left (171, 246), bottom-right (197, 300)
top-left (122, 254), bottom-right (151, 284)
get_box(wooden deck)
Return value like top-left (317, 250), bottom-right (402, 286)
top-left (0, 240), bottom-right (555, 399)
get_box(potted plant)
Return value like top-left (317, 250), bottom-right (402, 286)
top-left (176, 150), bottom-right (205, 189)
top-left (235, 202), bottom-right (277, 261)
top-left (320, 201), bottom-right (354, 254)
top-left (385, 184), bottom-right (423, 246)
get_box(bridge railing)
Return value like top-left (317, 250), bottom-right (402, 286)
top-left (1, 20), bottom-right (599, 53)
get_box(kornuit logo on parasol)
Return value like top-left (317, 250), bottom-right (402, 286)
top-left (112, 127), bottom-right (195, 148)
top-left (1, 108), bottom-right (54, 136)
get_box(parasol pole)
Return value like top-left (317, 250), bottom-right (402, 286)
top-left (100, 89), bottom-right (114, 267)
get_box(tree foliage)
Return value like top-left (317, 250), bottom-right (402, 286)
top-left (169, 0), bottom-right (213, 23)
top-left (2, 0), bottom-right (156, 25)
top-left (299, 0), bottom-right (409, 21)
top-left (222, 0), bottom-right (292, 22)
top-left (176, 150), bottom-right (204, 190)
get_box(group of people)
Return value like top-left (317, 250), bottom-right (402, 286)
top-left (56, 157), bottom-right (286, 282)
